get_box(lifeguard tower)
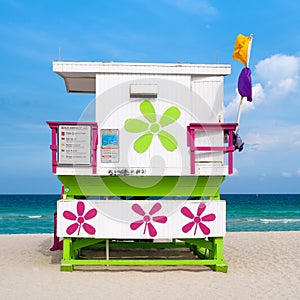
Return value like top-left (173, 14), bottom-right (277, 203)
top-left (47, 61), bottom-right (237, 272)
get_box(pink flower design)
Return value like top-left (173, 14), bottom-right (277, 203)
top-left (130, 202), bottom-right (167, 237)
top-left (181, 203), bottom-right (216, 235)
top-left (63, 201), bottom-right (97, 236)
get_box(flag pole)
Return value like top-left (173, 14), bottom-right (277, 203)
top-left (246, 34), bottom-right (254, 68)
top-left (235, 34), bottom-right (253, 134)
top-left (235, 97), bottom-right (243, 133)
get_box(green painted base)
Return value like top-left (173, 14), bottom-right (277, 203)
top-left (57, 175), bottom-right (225, 198)
top-left (60, 238), bottom-right (228, 273)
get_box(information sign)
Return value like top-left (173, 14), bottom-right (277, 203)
top-left (58, 125), bottom-right (91, 165)
top-left (101, 129), bottom-right (119, 163)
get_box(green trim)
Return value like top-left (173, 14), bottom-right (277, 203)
top-left (57, 175), bottom-right (225, 197)
top-left (63, 259), bottom-right (221, 266)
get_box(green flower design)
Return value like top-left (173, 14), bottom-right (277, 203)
top-left (125, 100), bottom-right (181, 153)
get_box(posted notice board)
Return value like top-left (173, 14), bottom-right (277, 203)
top-left (58, 125), bottom-right (91, 165)
top-left (101, 129), bottom-right (119, 163)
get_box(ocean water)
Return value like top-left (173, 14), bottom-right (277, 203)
top-left (225, 194), bottom-right (300, 232)
top-left (0, 194), bottom-right (299, 234)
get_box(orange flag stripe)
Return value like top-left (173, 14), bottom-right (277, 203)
top-left (232, 34), bottom-right (252, 67)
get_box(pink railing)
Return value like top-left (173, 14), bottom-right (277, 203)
top-left (187, 123), bottom-right (238, 175)
top-left (46, 121), bottom-right (98, 174)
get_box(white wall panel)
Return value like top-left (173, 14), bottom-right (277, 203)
top-left (57, 199), bottom-right (226, 238)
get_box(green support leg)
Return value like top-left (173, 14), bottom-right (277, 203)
top-left (210, 237), bottom-right (228, 273)
top-left (61, 237), bottom-right (74, 272)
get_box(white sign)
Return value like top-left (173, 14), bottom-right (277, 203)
top-left (58, 125), bottom-right (91, 165)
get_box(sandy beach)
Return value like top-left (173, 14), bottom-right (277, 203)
top-left (0, 232), bottom-right (299, 300)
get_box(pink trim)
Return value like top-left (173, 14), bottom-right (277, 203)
top-left (228, 130), bottom-right (233, 174)
top-left (187, 123), bottom-right (237, 175)
top-left (50, 212), bottom-right (63, 251)
top-left (188, 123), bottom-right (238, 131)
top-left (47, 121), bottom-right (98, 126)
top-left (48, 123), bottom-right (58, 173)
top-left (190, 127), bottom-right (195, 174)
top-left (46, 121), bottom-right (98, 174)
top-left (91, 126), bottom-right (98, 174)
top-left (187, 126), bottom-right (191, 147)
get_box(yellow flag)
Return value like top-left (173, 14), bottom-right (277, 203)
top-left (232, 34), bottom-right (252, 67)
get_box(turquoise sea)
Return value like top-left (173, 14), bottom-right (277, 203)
top-left (0, 194), bottom-right (299, 234)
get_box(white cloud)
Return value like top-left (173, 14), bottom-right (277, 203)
top-left (282, 172), bottom-right (292, 177)
top-left (244, 123), bottom-right (300, 152)
top-left (281, 170), bottom-right (300, 177)
top-left (245, 130), bottom-right (280, 151)
top-left (255, 54), bottom-right (300, 99)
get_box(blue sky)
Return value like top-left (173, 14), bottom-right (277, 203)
top-left (1, 0), bottom-right (300, 194)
